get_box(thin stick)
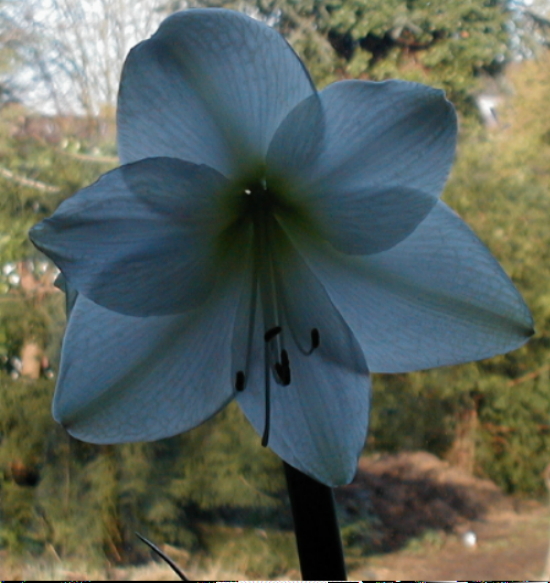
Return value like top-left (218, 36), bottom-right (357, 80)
top-left (135, 532), bottom-right (189, 581)
top-left (283, 461), bottom-right (346, 580)
top-left (0, 166), bottom-right (61, 193)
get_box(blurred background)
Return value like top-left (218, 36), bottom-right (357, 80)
top-left (0, 0), bottom-right (549, 579)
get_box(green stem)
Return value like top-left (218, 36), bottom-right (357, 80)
top-left (283, 461), bottom-right (347, 580)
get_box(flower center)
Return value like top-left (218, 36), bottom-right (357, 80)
top-left (233, 180), bottom-right (320, 446)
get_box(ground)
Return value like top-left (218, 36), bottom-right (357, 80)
top-left (2, 451), bottom-right (549, 580)
top-left (355, 505), bottom-right (548, 581)
top-left (344, 452), bottom-right (550, 581)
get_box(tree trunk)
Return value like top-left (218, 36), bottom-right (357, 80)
top-left (446, 407), bottom-right (478, 474)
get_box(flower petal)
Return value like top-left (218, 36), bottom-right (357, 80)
top-left (269, 79), bottom-right (456, 195)
top-left (237, 327), bottom-right (370, 487)
top-left (118, 9), bottom-right (316, 176)
top-left (52, 273), bottom-right (244, 443)
top-left (30, 157), bottom-right (231, 317)
top-left (272, 218), bottom-right (370, 373)
top-left (282, 184), bottom-right (437, 255)
top-left (266, 93), bottom-right (326, 184)
top-left (237, 225), bottom-right (370, 486)
top-left (286, 201), bottom-right (534, 373)
top-left (268, 80), bottom-right (456, 254)
top-left (54, 273), bottom-right (79, 318)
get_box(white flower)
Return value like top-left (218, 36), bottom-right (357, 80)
top-left (29, 9), bottom-right (533, 486)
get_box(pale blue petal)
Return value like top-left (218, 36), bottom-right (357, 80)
top-left (30, 158), bottom-right (231, 317)
top-left (237, 325), bottom-right (370, 487)
top-left (286, 201), bottom-right (534, 373)
top-left (268, 80), bottom-right (456, 254)
top-left (269, 80), bottom-right (456, 194)
top-left (310, 80), bottom-right (457, 194)
top-left (280, 184), bottom-right (437, 255)
top-left (54, 273), bottom-right (79, 318)
top-left (118, 9), bottom-right (316, 176)
top-left (266, 93), bottom-right (325, 185)
top-left (272, 219), bottom-right (370, 373)
top-left (237, 225), bottom-right (370, 486)
top-left (52, 272), bottom-right (245, 443)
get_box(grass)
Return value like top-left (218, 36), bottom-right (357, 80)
top-left (0, 525), bottom-right (300, 581)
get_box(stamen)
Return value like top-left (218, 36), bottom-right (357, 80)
top-left (264, 326), bottom-right (282, 342)
top-left (261, 343), bottom-right (271, 447)
top-left (296, 327), bottom-right (321, 356)
top-left (311, 328), bottom-right (320, 349)
top-left (303, 328), bottom-right (320, 355)
top-left (249, 184), bottom-right (294, 445)
top-left (235, 371), bottom-right (245, 392)
top-left (231, 242), bottom-right (257, 397)
top-left (275, 349), bottom-right (291, 386)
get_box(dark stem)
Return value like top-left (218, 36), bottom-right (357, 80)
top-left (283, 462), bottom-right (346, 580)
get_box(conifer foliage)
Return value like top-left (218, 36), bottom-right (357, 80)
top-left (182, 0), bottom-right (511, 112)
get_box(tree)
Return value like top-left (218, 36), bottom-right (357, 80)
top-left (6, 0), bottom-right (169, 115)
top-left (179, 0), bottom-right (512, 113)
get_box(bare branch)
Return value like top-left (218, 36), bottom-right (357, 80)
top-left (507, 364), bottom-right (550, 387)
top-left (57, 150), bottom-right (118, 164)
top-left (0, 166), bottom-right (61, 193)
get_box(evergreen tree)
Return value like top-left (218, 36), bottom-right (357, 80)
top-left (180, 0), bottom-right (511, 113)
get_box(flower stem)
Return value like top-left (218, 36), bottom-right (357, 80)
top-left (283, 462), bottom-right (346, 580)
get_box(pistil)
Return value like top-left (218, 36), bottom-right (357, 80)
top-left (247, 182), bottom-right (294, 445)
top-left (240, 181), bottom-right (319, 446)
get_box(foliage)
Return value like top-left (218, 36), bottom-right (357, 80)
top-left (0, 103), bottom-right (117, 265)
top-left (0, 375), bottom-right (288, 561)
top-left (180, 0), bottom-right (511, 114)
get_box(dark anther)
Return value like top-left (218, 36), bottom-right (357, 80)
top-left (281, 349), bottom-right (289, 367)
top-left (264, 326), bottom-right (282, 342)
top-left (302, 328), bottom-right (320, 355)
top-left (311, 328), bottom-right (320, 350)
top-left (235, 371), bottom-right (245, 392)
top-left (275, 349), bottom-right (291, 386)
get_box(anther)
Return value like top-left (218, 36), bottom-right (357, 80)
top-left (302, 328), bottom-right (320, 355)
top-left (310, 328), bottom-right (320, 350)
top-left (264, 326), bottom-right (282, 342)
top-left (235, 371), bottom-right (245, 392)
top-left (275, 349), bottom-right (291, 386)
top-left (261, 347), bottom-right (271, 447)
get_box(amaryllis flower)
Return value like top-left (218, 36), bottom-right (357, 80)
top-left (30, 9), bottom-right (533, 486)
